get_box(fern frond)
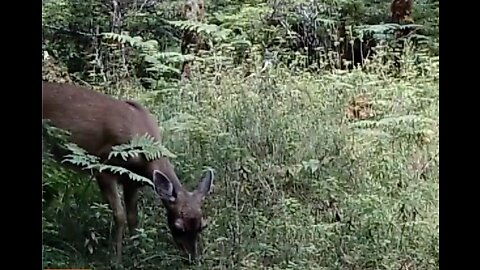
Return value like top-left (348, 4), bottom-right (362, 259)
top-left (109, 134), bottom-right (177, 162)
top-left (88, 164), bottom-right (154, 188)
top-left (43, 120), bottom-right (71, 144)
top-left (167, 20), bottom-right (232, 42)
top-left (102, 33), bottom-right (145, 48)
top-left (350, 115), bottom-right (434, 129)
top-left (62, 143), bottom-right (100, 168)
top-left (59, 142), bottom-right (156, 188)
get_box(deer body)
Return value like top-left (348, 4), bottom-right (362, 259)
top-left (42, 81), bottom-right (214, 264)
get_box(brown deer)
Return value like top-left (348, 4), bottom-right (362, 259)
top-left (42, 81), bottom-right (214, 264)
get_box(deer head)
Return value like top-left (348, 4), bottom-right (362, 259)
top-left (152, 168), bottom-right (214, 259)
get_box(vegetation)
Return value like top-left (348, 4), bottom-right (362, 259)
top-left (42, 0), bottom-right (439, 269)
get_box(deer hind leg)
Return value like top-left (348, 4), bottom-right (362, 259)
top-left (123, 180), bottom-right (140, 235)
top-left (96, 173), bottom-right (126, 265)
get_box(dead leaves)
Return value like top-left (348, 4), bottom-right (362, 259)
top-left (346, 94), bottom-right (376, 120)
top-left (391, 0), bottom-right (414, 24)
top-left (42, 52), bottom-right (72, 84)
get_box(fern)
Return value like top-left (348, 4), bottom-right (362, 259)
top-left (43, 119), bottom-right (71, 143)
top-left (62, 143), bottom-right (100, 168)
top-left (102, 32), bottom-right (183, 76)
top-left (102, 33), bottom-right (150, 49)
top-left (56, 133), bottom-right (177, 188)
top-left (350, 114), bottom-right (434, 129)
top-left (356, 23), bottom-right (425, 41)
top-left (167, 20), bottom-right (233, 43)
top-left (90, 164), bottom-right (154, 188)
top-left (43, 124), bottom-right (171, 188)
top-left (109, 134), bottom-right (177, 161)
top-left (59, 141), bottom-right (156, 188)
top-left (143, 52), bottom-right (192, 75)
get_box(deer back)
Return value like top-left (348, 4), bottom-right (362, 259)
top-left (42, 81), bottom-right (167, 171)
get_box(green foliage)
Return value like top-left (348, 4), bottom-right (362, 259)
top-left (42, 0), bottom-right (439, 269)
top-left (43, 121), bottom-right (175, 189)
top-left (45, 60), bottom-right (438, 269)
top-left (61, 141), bottom-right (157, 188)
top-left (102, 32), bottom-right (188, 78)
top-left (109, 134), bottom-right (177, 161)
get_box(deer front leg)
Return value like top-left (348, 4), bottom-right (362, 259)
top-left (96, 173), bottom-right (126, 265)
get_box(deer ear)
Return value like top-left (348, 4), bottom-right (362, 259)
top-left (196, 169), bottom-right (214, 197)
top-left (153, 170), bottom-right (176, 202)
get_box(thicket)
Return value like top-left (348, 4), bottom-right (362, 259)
top-left (42, 0), bottom-right (439, 269)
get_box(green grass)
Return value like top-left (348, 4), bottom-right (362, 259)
top-left (42, 57), bottom-right (439, 269)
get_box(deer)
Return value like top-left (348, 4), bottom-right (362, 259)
top-left (42, 81), bottom-right (214, 264)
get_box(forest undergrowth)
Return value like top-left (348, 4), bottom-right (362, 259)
top-left (42, 0), bottom-right (439, 269)
top-left (43, 57), bottom-right (439, 269)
